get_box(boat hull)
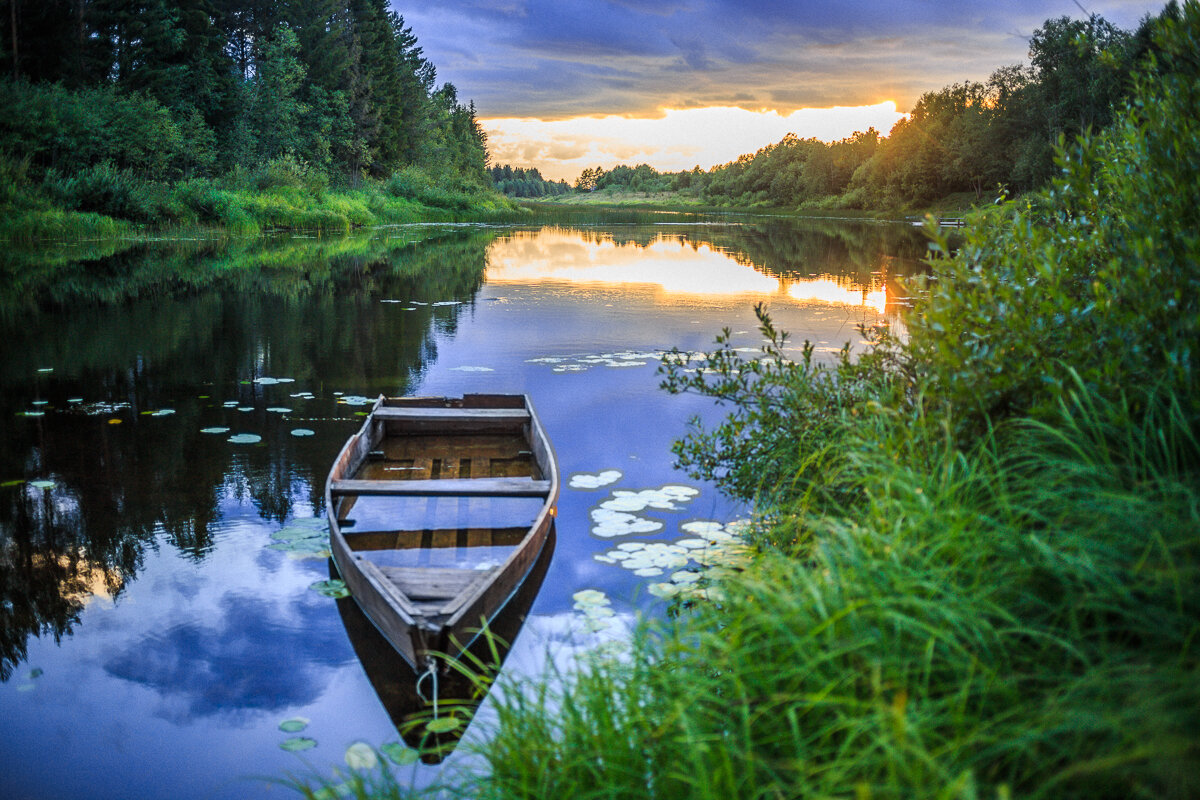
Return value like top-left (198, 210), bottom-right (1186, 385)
top-left (325, 394), bottom-right (558, 674)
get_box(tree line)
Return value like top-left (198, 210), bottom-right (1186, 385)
top-left (487, 165), bottom-right (570, 198)
top-left (554, 4), bottom-right (1180, 210)
top-left (1, 0), bottom-right (490, 187)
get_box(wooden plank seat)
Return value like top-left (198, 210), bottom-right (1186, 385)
top-left (379, 565), bottom-right (496, 602)
top-left (374, 407), bottom-right (530, 424)
top-left (344, 527), bottom-right (528, 551)
top-left (331, 477), bottom-right (551, 497)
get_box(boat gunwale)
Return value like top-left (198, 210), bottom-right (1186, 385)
top-left (324, 394), bottom-right (559, 672)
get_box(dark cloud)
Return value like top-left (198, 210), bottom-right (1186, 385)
top-left (397, 0), bottom-right (1167, 118)
top-left (104, 593), bottom-right (351, 720)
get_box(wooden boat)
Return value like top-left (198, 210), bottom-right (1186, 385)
top-left (333, 526), bottom-right (555, 763)
top-left (325, 394), bottom-right (558, 675)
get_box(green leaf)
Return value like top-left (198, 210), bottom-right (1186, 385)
top-left (381, 741), bottom-right (420, 766)
top-left (279, 736), bottom-right (317, 751)
top-left (310, 579), bottom-right (350, 599)
top-left (425, 716), bottom-right (463, 734)
top-left (278, 716), bottom-right (309, 733)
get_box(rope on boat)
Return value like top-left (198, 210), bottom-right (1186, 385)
top-left (416, 660), bottom-right (440, 718)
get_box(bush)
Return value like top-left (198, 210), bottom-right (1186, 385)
top-left (909, 6), bottom-right (1200, 432)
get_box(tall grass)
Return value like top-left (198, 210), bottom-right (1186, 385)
top-left (473, 385), bottom-right (1199, 799)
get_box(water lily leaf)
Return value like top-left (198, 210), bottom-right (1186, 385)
top-left (223, 401), bottom-right (238, 407)
top-left (572, 589), bottom-right (609, 606)
top-left (289, 517), bottom-right (328, 529)
top-left (67, 398), bottom-right (83, 403)
top-left (290, 429), bottom-right (315, 437)
top-left (648, 582), bottom-right (681, 598)
top-left (1, 479), bottom-right (25, 487)
top-left (253, 377), bottom-right (280, 385)
top-left (266, 407), bottom-right (291, 413)
top-left (200, 427), bottom-right (230, 434)
top-left (278, 717), bottom-right (309, 733)
top-left (37, 367), bottom-right (53, 372)
top-left (227, 434), bottom-right (262, 444)
top-left (21, 411), bottom-right (45, 417)
top-left (107, 418), bottom-right (122, 425)
top-left (29, 480), bottom-right (55, 490)
top-left (425, 716), bottom-right (463, 734)
top-left (344, 742), bottom-right (378, 769)
top-left (569, 470), bottom-right (623, 490)
top-left (381, 742), bottom-right (420, 766)
top-left (310, 579), bottom-right (349, 598)
top-left (280, 736), bottom-right (317, 752)
top-left (32, 400), bottom-right (49, 406)
top-left (238, 407), bottom-right (254, 412)
top-left (450, 366), bottom-right (494, 372)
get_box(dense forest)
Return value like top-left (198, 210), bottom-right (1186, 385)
top-left (538, 5), bottom-right (1180, 211)
top-left (487, 165), bottom-right (570, 198)
top-left (0, 0), bottom-right (501, 237)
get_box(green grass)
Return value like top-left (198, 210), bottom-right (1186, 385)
top-left (0, 164), bottom-right (522, 243)
top-left (470, 384), bottom-right (1199, 800)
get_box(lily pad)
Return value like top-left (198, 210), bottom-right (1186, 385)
top-left (424, 716), bottom-right (463, 734)
top-left (289, 517), bottom-right (329, 529)
top-left (37, 367), bottom-right (54, 373)
top-left (29, 480), bottom-right (55, 490)
top-left (450, 365), bottom-right (494, 372)
top-left (381, 742), bottom-right (420, 766)
top-left (278, 717), bottom-right (309, 733)
top-left (20, 411), bottom-right (45, 417)
top-left (227, 433), bottom-right (261, 444)
top-left (344, 742), bottom-right (378, 769)
top-left (290, 429), bottom-right (315, 437)
top-left (200, 427), bottom-right (230, 434)
top-left (569, 470), bottom-right (623, 490)
top-left (1, 479), bottom-right (26, 488)
top-left (266, 407), bottom-right (291, 413)
top-left (310, 579), bottom-right (350, 598)
top-left (280, 736), bottom-right (317, 752)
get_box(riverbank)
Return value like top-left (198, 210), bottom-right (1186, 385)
top-left (431, 10), bottom-right (1200, 800)
top-left (524, 188), bottom-right (984, 223)
top-left (0, 162), bottom-right (524, 245)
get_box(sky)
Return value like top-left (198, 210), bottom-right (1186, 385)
top-left (395, 1), bottom-right (1170, 181)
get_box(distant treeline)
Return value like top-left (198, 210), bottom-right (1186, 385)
top-left (487, 165), bottom-right (571, 198)
top-left (0, 0), bottom-right (495, 229)
top-left (561, 4), bottom-right (1181, 210)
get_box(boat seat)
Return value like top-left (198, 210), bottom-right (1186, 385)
top-left (330, 477), bottom-right (551, 497)
top-left (379, 565), bottom-right (496, 602)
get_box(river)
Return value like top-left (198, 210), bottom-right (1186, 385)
top-left (0, 210), bottom-right (927, 799)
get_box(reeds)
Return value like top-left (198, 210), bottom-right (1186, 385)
top-left (472, 385), bottom-right (1200, 800)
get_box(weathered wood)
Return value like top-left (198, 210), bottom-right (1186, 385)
top-left (331, 477), bottom-right (552, 497)
top-left (344, 527), bottom-right (528, 551)
top-left (374, 406), bottom-right (531, 423)
top-left (325, 393), bottom-right (559, 674)
top-left (380, 566), bottom-right (495, 601)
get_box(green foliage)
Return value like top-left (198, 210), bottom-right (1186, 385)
top-left (910, 4), bottom-right (1200, 430)
top-left (661, 304), bottom-right (908, 511)
top-left (477, 389), bottom-right (1200, 799)
top-left (461, 7), bottom-right (1200, 800)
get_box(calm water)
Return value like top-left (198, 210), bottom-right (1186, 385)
top-left (0, 211), bottom-right (926, 799)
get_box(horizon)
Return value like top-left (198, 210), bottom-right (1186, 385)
top-left (397, 1), bottom-right (1168, 181)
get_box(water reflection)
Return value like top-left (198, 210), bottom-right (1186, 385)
top-left (336, 526), bottom-right (556, 763)
top-left (0, 227), bottom-right (499, 682)
top-left (487, 219), bottom-right (923, 316)
top-left (0, 213), bottom-right (928, 799)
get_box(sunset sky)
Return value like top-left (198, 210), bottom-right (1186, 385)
top-left (396, 1), bottom-right (1167, 181)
